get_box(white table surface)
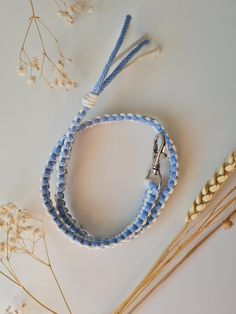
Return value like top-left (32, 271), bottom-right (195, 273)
top-left (0, 0), bottom-right (236, 313)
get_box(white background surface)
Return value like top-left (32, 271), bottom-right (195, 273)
top-left (0, 0), bottom-right (236, 313)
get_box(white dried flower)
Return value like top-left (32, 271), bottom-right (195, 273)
top-left (70, 2), bottom-right (83, 13)
top-left (4, 303), bottom-right (26, 314)
top-left (9, 246), bottom-right (17, 253)
top-left (58, 77), bottom-right (67, 88)
top-left (17, 65), bottom-right (27, 77)
top-left (57, 10), bottom-right (75, 24)
top-left (66, 79), bottom-right (77, 90)
top-left (7, 212), bottom-right (14, 221)
top-left (65, 57), bottom-right (72, 63)
top-left (9, 236), bottom-right (16, 244)
top-left (57, 10), bottom-right (66, 18)
top-left (34, 227), bottom-right (40, 234)
top-left (66, 14), bottom-right (75, 24)
top-left (87, 6), bottom-right (94, 13)
top-left (10, 204), bottom-right (17, 210)
top-left (57, 59), bottom-right (65, 70)
top-left (0, 242), bottom-right (6, 253)
top-left (31, 57), bottom-right (40, 71)
top-left (20, 211), bottom-right (32, 219)
top-left (50, 78), bottom-right (59, 89)
top-left (27, 75), bottom-right (36, 85)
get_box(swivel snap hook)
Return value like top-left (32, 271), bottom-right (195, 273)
top-left (146, 134), bottom-right (167, 188)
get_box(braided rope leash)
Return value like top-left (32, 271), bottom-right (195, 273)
top-left (185, 152), bottom-right (236, 223)
top-left (40, 15), bottom-right (179, 248)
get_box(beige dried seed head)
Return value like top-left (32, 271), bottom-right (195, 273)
top-left (185, 152), bottom-right (236, 224)
top-left (70, 2), bottom-right (83, 13)
top-left (27, 75), bottom-right (37, 85)
top-left (31, 57), bottom-right (40, 71)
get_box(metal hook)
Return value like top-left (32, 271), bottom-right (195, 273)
top-left (146, 134), bottom-right (167, 188)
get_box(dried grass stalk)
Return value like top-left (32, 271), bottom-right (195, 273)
top-left (113, 151), bottom-right (236, 314)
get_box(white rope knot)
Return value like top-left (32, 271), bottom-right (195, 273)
top-left (82, 93), bottom-right (98, 109)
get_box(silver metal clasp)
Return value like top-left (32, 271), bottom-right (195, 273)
top-left (146, 134), bottom-right (167, 188)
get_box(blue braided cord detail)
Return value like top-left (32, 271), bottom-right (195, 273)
top-left (92, 15), bottom-right (149, 95)
top-left (97, 39), bottom-right (149, 94)
top-left (40, 15), bottom-right (178, 248)
top-left (41, 113), bottom-right (178, 248)
top-left (92, 15), bottom-right (131, 95)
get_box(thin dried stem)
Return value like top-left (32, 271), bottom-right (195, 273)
top-left (43, 236), bottom-right (72, 313)
top-left (0, 268), bottom-right (57, 313)
top-left (0, 203), bottom-right (72, 313)
top-left (113, 164), bottom-right (236, 314)
top-left (127, 217), bottom-right (227, 314)
top-left (21, 285), bottom-right (58, 314)
top-left (0, 270), bottom-right (19, 286)
top-left (18, 0), bottom-right (76, 90)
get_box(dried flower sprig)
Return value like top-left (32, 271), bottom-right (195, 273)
top-left (4, 303), bottom-right (26, 314)
top-left (0, 202), bottom-right (72, 314)
top-left (18, 0), bottom-right (76, 90)
top-left (54, 0), bottom-right (94, 24)
top-left (113, 151), bottom-right (236, 314)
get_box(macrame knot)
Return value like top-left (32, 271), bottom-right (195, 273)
top-left (82, 93), bottom-right (98, 109)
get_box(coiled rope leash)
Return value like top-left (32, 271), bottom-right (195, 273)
top-left (40, 15), bottom-right (178, 248)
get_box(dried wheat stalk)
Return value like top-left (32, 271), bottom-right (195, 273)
top-left (113, 151), bottom-right (236, 314)
top-left (186, 152), bottom-right (236, 223)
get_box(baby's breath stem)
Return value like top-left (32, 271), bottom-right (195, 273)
top-left (38, 19), bottom-right (64, 57)
top-left (27, 251), bottom-right (50, 266)
top-left (54, 0), bottom-right (60, 9)
top-left (18, 0), bottom-right (76, 89)
top-left (2, 261), bottom-right (19, 283)
top-left (20, 19), bottom-right (33, 62)
top-left (20, 285), bottom-right (58, 314)
top-left (21, 49), bottom-right (32, 65)
top-left (1, 267), bottom-right (57, 313)
top-left (0, 204), bottom-right (70, 313)
top-left (39, 53), bottom-right (46, 80)
top-left (1, 268), bottom-right (58, 314)
top-left (42, 74), bottom-right (52, 87)
top-left (44, 54), bottom-right (65, 76)
top-left (1, 261), bottom-right (57, 313)
top-left (43, 236), bottom-right (72, 314)
top-left (16, 245), bottom-right (49, 266)
top-left (33, 16), bottom-right (46, 53)
top-left (28, 0), bottom-right (35, 16)
top-left (6, 224), bottom-right (10, 260)
top-left (49, 264), bottom-right (72, 314)
top-left (0, 270), bottom-right (19, 286)
top-left (7, 262), bottom-right (21, 282)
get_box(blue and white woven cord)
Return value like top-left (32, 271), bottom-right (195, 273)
top-left (41, 15), bottom-right (178, 248)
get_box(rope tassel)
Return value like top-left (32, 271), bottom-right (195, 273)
top-left (92, 15), bottom-right (149, 95)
